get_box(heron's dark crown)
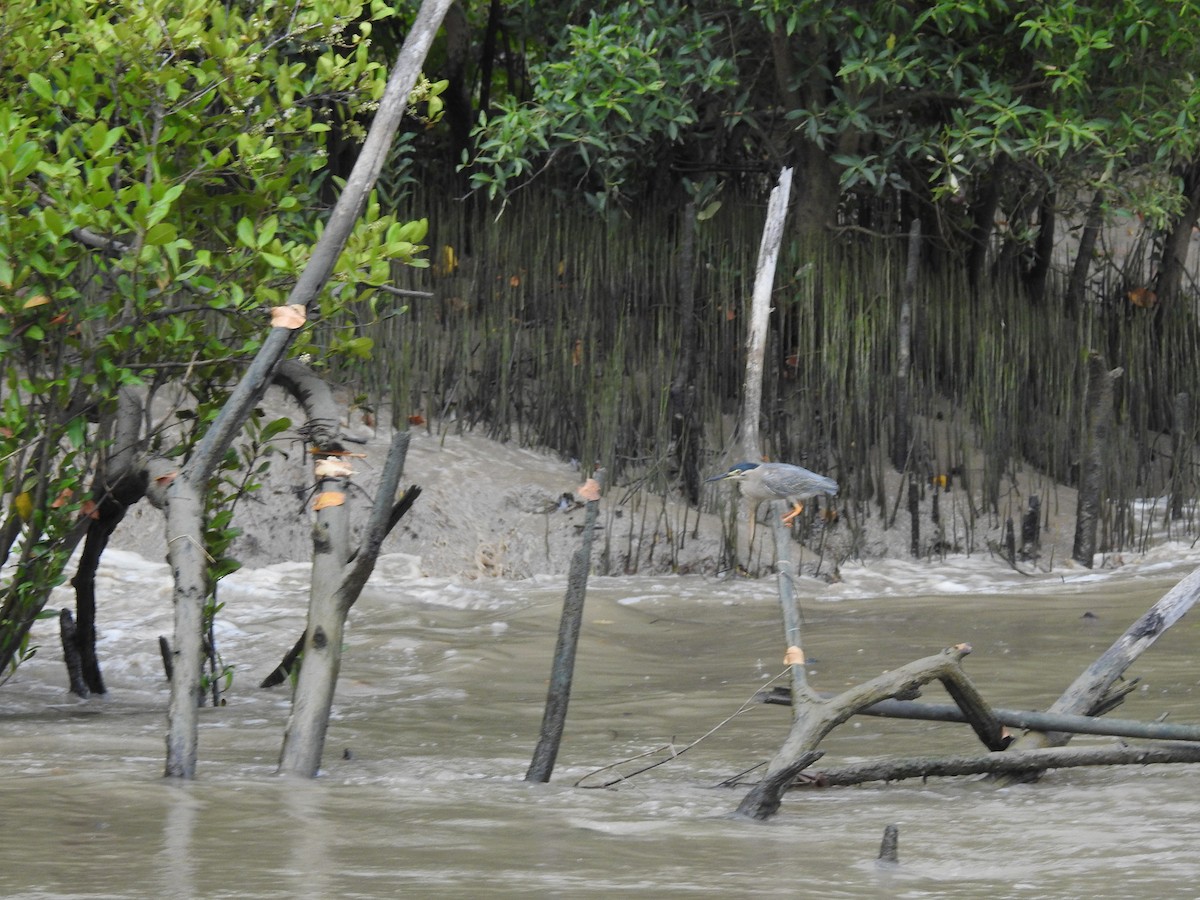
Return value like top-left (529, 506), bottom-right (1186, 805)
top-left (727, 462), bottom-right (760, 473)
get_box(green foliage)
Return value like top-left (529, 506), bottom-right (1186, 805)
top-left (0, 0), bottom-right (430, 678)
top-left (466, 0), bottom-right (736, 207)
top-left (752, 0), bottom-right (1200, 217)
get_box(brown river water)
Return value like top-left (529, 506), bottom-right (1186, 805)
top-left (2, 550), bottom-right (1200, 898)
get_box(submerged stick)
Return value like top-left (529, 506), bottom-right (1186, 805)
top-left (878, 824), bottom-right (900, 864)
top-left (526, 499), bottom-right (600, 783)
top-left (762, 689), bottom-right (1200, 742)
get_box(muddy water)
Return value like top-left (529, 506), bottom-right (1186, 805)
top-left (2, 553), bottom-right (1200, 898)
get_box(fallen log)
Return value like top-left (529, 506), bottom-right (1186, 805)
top-left (789, 742), bottom-right (1200, 788)
top-left (736, 644), bottom-right (991, 820)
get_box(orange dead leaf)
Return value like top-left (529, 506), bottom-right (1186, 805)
top-left (48, 312), bottom-right (69, 326)
top-left (783, 646), bottom-right (805, 666)
top-left (572, 339), bottom-right (583, 367)
top-left (79, 499), bottom-right (100, 519)
top-left (508, 274), bottom-right (521, 288)
top-left (270, 304), bottom-right (307, 329)
top-left (725, 306), bottom-right (736, 322)
top-left (407, 413), bottom-right (426, 426)
top-left (306, 448), bottom-right (367, 458)
top-left (21, 294), bottom-right (51, 310)
top-left (1127, 287), bottom-right (1158, 308)
top-left (577, 478), bottom-right (601, 502)
top-left (50, 487), bottom-right (74, 509)
top-left (362, 411), bottom-right (376, 428)
top-left (312, 491), bottom-right (345, 511)
top-left (314, 458), bottom-right (355, 479)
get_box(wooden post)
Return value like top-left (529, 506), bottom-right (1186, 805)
top-left (526, 499), bottom-right (600, 782)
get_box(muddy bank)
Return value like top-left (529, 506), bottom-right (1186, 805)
top-left (112, 386), bottom-right (1092, 580)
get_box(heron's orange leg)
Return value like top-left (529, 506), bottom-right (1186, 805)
top-left (781, 501), bottom-right (804, 527)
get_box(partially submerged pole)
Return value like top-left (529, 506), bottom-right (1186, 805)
top-left (526, 495), bottom-right (601, 783)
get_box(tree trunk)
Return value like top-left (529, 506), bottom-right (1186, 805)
top-left (890, 219), bottom-right (919, 471)
top-left (163, 0), bottom-right (453, 780)
top-left (669, 201), bottom-right (701, 505)
top-left (740, 167), bottom-right (793, 465)
top-left (277, 470), bottom-right (352, 777)
top-left (966, 157), bottom-right (1005, 292)
top-left (1154, 154), bottom-right (1200, 307)
top-left (278, 433), bottom-right (416, 777)
top-left (1072, 353), bottom-right (1122, 567)
top-left (1023, 189), bottom-right (1056, 304)
top-left (1065, 190), bottom-right (1104, 314)
top-left (1170, 392), bottom-right (1193, 522)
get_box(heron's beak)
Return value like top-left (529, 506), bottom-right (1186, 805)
top-left (705, 471), bottom-right (731, 483)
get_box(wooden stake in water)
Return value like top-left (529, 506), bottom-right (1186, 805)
top-left (526, 498), bottom-right (600, 783)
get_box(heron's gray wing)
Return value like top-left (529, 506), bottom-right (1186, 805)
top-left (760, 463), bottom-right (837, 498)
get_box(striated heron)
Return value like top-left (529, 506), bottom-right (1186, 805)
top-left (707, 461), bottom-right (838, 546)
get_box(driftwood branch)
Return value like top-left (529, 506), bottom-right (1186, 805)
top-left (737, 643), bottom-right (981, 820)
top-left (993, 563), bottom-right (1200, 785)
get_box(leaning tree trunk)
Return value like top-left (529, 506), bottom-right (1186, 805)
top-left (163, 0), bottom-right (453, 780)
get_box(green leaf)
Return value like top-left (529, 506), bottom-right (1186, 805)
top-left (236, 217), bottom-right (255, 248)
top-left (143, 221), bottom-right (177, 245)
top-left (27, 72), bottom-right (53, 102)
top-left (260, 417), bottom-right (293, 442)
